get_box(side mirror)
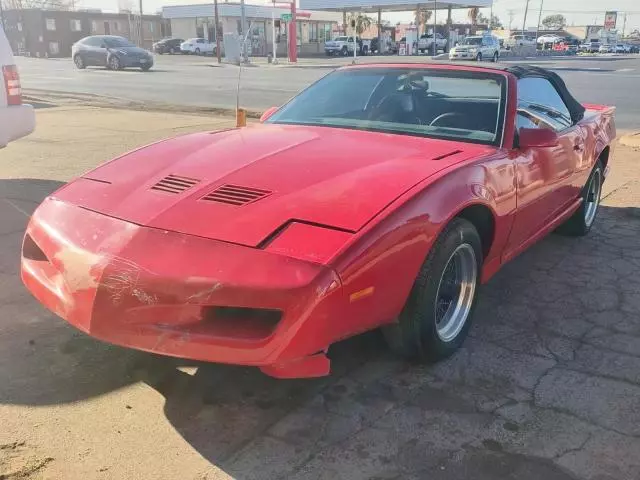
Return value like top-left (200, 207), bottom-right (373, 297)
top-left (260, 106), bottom-right (279, 122)
top-left (518, 127), bottom-right (559, 148)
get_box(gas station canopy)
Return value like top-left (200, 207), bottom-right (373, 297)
top-left (299, 0), bottom-right (492, 13)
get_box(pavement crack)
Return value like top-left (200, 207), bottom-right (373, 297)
top-left (553, 432), bottom-right (593, 461)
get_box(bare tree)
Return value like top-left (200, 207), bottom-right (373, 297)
top-left (2, 0), bottom-right (72, 9)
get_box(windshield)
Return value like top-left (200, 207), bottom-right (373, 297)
top-left (462, 37), bottom-right (483, 46)
top-left (267, 68), bottom-right (506, 146)
top-left (104, 37), bottom-right (134, 48)
top-left (334, 36), bottom-right (348, 42)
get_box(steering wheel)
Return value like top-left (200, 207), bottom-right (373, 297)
top-left (429, 112), bottom-right (466, 127)
top-left (368, 93), bottom-right (422, 125)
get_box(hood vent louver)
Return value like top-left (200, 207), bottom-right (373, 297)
top-left (201, 184), bottom-right (272, 206)
top-left (151, 174), bottom-right (200, 194)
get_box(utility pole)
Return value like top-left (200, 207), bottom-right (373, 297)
top-left (138, 0), bottom-right (143, 47)
top-left (214, 0), bottom-right (221, 63)
top-left (433, 0), bottom-right (437, 56)
top-left (522, 0), bottom-right (530, 35)
top-left (490, 0), bottom-right (493, 29)
top-left (535, 0), bottom-right (544, 44)
top-left (508, 9), bottom-right (516, 30)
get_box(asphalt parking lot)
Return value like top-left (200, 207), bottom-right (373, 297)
top-left (16, 53), bottom-right (640, 129)
top-left (1, 98), bottom-right (640, 479)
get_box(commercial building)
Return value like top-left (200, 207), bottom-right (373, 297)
top-left (162, 3), bottom-right (342, 57)
top-left (2, 9), bottom-right (169, 57)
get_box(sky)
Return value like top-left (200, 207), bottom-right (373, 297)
top-left (77, 0), bottom-right (640, 34)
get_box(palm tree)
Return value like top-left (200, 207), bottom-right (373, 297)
top-left (414, 7), bottom-right (433, 35)
top-left (468, 7), bottom-right (480, 25)
top-left (348, 13), bottom-right (373, 36)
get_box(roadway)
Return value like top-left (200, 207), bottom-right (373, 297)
top-left (16, 53), bottom-right (640, 130)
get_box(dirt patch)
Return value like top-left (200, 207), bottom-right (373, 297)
top-left (0, 442), bottom-right (53, 480)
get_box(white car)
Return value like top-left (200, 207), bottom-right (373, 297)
top-left (449, 35), bottom-right (500, 62)
top-left (0, 24), bottom-right (34, 148)
top-left (180, 38), bottom-right (216, 55)
top-left (599, 44), bottom-right (614, 54)
top-left (537, 34), bottom-right (563, 44)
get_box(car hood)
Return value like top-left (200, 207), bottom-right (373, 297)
top-left (54, 124), bottom-right (493, 248)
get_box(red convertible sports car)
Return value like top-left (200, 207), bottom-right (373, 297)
top-left (22, 64), bottom-right (616, 379)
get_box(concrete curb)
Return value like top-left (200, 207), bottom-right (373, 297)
top-left (619, 132), bottom-right (640, 148)
top-left (23, 89), bottom-right (264, 119)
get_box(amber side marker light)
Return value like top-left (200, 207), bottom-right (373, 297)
top-left (349, 287), bottom-right (375, 303)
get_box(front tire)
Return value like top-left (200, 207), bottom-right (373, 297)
top-left (108, 55), bottom-right (122, 70)
top-left (383, 218), bottom-right (482, 362)
top-left (74, 54), bottom-right (86, 69)
top-left (195, 48), bottom-right (201, 55)
top-left (341, 46), bottom-right (349, 56)
top-left (557, 161), bottom-right (604, 236)
top-left (493, 52), bottom-right (499, 62)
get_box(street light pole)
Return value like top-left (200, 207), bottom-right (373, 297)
top-left (214, 0), bottom-right (221, 63)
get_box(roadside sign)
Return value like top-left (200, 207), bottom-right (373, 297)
top-left (281, 13), bottom-right (292, 21)
top-left (604, 11), bottom-right (617, 30)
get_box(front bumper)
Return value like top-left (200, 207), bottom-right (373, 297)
top-left (22, 198), bottom-right (344, 378)
top-left (0, 103), bottom-right (35, 148)
top-left (121, 56), bottom-right (154, 68)
top-left (449, 51), bottom-right (475, 60)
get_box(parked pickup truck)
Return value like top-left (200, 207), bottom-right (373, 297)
top-left (324, 36), bottom-right (370, 56)
top-left (418, 33), bottom-right (448, 53)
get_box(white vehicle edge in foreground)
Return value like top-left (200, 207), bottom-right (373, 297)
top-left (0, 24), bottom-right (34, 148)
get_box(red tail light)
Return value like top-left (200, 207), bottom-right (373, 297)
top-left (2, 65), bottom-right (22, 106)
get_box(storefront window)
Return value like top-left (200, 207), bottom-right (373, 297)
top-left (309, 23), bottom-right (318, 42)
top-left (324, 24), bottom-right (332, 41)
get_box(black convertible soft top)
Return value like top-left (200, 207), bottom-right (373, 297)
top-left (503, 65), bottom-right (586, 124)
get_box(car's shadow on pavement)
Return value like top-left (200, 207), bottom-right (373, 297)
top-left (2, 177), bottom-right (639, 479)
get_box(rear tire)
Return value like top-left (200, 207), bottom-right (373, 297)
top-left (383, 218), bottom-right (482, 362)
top-left (476, 52), bottom-right (483, 62)
top-left (195, 47), bottom-right (201, 55)
top-left (557, 161), bottom-right (603, 236)
top-left (169, 47), bottom-right (176, 54)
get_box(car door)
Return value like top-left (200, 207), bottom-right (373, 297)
top-left (82, 37), bottom-right (101, 65)
top-left (507, 77), bottom-right (586, 254)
